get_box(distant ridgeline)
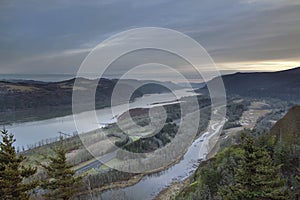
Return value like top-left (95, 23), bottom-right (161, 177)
top-left (0, 78), bottom-right (182, 125)
top-left (198, 67), bottom-right (300, 102)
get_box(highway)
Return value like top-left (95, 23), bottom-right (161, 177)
top-left (76, 151), bottom-right (117, 174)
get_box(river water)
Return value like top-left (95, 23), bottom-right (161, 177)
top-left (8, 89), bottom-right (195, 149)
top-left (89, 118), bottom-right (224, 200)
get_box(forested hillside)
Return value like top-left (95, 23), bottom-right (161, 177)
top-left (200, 67), bottom-right (300, 102)
top-left (176, 106), bottom-right (300, 200)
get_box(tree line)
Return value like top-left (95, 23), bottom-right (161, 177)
top-left (175, 131), bottom-right (300, 200)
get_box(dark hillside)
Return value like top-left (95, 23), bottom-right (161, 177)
top-left (200, 67), bottom-right (300, 101)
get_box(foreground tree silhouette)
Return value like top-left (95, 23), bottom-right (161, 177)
top-left (41, 137), bottom-right (81, 200)
top-left (0, 129), bottom-right (37, 199)
top-left (223, 133), bottom-right (288, 200)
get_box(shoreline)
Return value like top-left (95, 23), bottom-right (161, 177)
top-left (76, 133), bottom-right (200, 198)
top-left (154, 179), bottom-right (190, 200)
top-left (76, 174), bottom-right (144, 197)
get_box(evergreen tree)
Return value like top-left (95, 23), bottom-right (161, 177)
top-left (41, 137), bottom-right (82, 200)
top-left (223, 133), bottom-right (288, 200)
top-left (0, 129), bottom-right (37, 200)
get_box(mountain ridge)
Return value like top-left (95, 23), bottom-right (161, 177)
top-left (201, 66), bottom-right (300, 101)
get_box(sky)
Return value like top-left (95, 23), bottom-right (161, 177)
top-left (0, 0), bottom-right (300, 77)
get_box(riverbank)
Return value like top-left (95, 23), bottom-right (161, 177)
top-left (76, 133), bottom-right (196, 198)
top-left (76, 174), bottom-right (144, 198)
top-left (154, 179), bottom-right (189, 200)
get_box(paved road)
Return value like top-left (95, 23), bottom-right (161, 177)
top-left (76, 151), bottom-right (117, 174)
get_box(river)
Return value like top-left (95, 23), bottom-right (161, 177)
top-left (8, 89), bottom-right (195, 149)
top-left (7, 88), bottom-right (225, 200)
top-left (89, 116), bottom-right (225, 200)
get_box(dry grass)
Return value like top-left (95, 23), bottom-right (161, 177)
top-left (3, 84), bottom-right (38, 92)
top-left (154, 179), bottom-right (189, 200)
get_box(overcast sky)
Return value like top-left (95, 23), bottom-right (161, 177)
top-left (1, 0), bottom-right (300, 76)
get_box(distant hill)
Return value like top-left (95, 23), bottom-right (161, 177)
top-left (200, 67), bottom-right (300, 102)
top-left (178, 82), bottom-right (206, 89)
top-left (0, 78), bottom-right (181, 125)
top-left (270, 105), bottom-right (300, 144)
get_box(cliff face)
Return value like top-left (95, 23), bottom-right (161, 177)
top-left (270, 105), bottom-right (300, 144)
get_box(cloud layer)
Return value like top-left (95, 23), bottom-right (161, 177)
top-left (0, 0), bottom-right (300, 74)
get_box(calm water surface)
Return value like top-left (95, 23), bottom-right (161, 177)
top-left (9, 89), bottom-right (195, 148)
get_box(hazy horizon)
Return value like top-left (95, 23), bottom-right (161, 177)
top-left (0, 66), bottom-right (298, 83)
